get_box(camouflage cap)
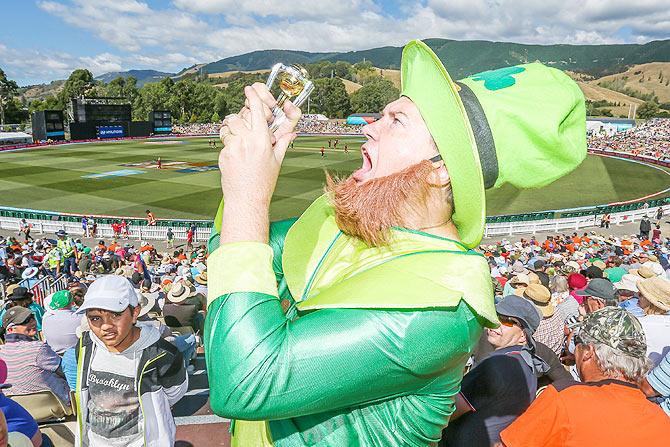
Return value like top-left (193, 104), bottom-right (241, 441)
top-left (578, 307), bottom-right (647, 358)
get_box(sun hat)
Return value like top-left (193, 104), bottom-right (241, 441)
top-left (6, 286), bottom-right (33, 302)
top-left (2, 307), bottom-right (34, 329)
top-left (49, 290), bottom-right (73, 311)
top-left (495, 294), bottom-right (542, 334)
top-left (167, 281), bottom-right (196, 304)
top-left (76, 275), bottom-right (139, 314)
top-left (637, 277), bottom-right (670, 312)
top-left (55, 230), bottom-right (67, 237)
top-left (642, 261), bottom-right (665, 277)
top-left (194, 271), bottom-right (208, 285)
top-left (631, 266), bottom-right (656, 279)
top-left (576, 278), bottom-right (616, 303)
top-left (577, 307), bottom-right (647, 359)
top-left (400, 40), bottom-right (586, 248)
top-left (511, 260), bottom-right (529, 275)
top-left (510, 273), bottom-right (530, 287)
top-left (614, 274), bottom-right (642, 293)
top-left (591, 260), bottom-right (606, 270)
top-left (135, 290), bottom-right (156, 318)
top-left (523, 284), bottom-right (555, 318)
top-left (21, 267), bottom-right (39, 280)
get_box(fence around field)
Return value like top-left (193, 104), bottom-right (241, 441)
top-left (0, 140), bottom-right (668, 240)
top-left (0, 203), bottom-right (667, 242)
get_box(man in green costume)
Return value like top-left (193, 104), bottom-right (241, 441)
top-left (205, 40), bottom-right (586, 446)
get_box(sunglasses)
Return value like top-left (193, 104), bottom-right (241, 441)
top-left (499, 315), bottom-right (521, 327)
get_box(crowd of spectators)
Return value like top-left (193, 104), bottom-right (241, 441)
top-left (442, 212), bottom-right (670, 446)
top-left (0, 230), bottom-right (208, 446)
top-left (172, 116), bottom-right (363, 136)
top-left (1, 205), bottom-right (669, 445)
top-left (589, 118), bottom-right (670, 161)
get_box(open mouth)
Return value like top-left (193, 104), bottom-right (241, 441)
top-left (352, 145), bottom-right (374, 182)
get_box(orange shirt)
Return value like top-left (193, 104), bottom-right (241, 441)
top-left (108, 242), bottom-right (118, 253)
top-left (571, 236), bottom-right (581, 244)
top-left (500, 380), bottom-right (670, 447)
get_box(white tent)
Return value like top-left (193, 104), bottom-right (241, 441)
top-left (0, 132), bottom-right (32, 145)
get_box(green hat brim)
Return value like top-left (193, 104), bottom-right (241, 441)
top-left (401, 40), bottom-right (485, 248)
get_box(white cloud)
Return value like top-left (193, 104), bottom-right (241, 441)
top-left (2, 0), bottom-right (668, 84)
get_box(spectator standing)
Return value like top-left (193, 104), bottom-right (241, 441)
top-left (639, 215), bottom-right (652, 240)
top-left (19, 220), bottom-right (33, 242)
top-left (55, 230), bottom-right (77, 277)
top-left (499, 307), bottom-right (670, 447)
top-left (74, 276), bottom-right (187, 447)
top-left (120, 219), bottom-right (129, 239)
top-left (0, 307), bottom-right (70, 405)
top-left (146, 210), bottom-right (156, 226)
top-left (81, 217), bottom-right (88, 238)
top-left (166, 228), bottom-right (174, 249)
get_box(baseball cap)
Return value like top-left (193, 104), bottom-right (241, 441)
top-left (576, 278), bottom-right (616, 302)
top-left (49, 290), bottom-right (73, 311)
top-left (76, 275), bottom-right (139, 314)
top-left (2, 307), bottom-right (34, 329)
top-left (495, 294), bottom-right (542, 334)
top-left (577, 307), bottom-right (647, 358)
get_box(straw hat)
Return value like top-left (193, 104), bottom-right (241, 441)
top-left (631, 266), bottom-right (656, 279)
top-left (167, 281), bottom-right (196, 303)
top-left (637, 277), bottom-right (670, 312)
top-left (523, 284), bottom-right (555, 318)
top-left (194, 271), bottom-right (208, 285)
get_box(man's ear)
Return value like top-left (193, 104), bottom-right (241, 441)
top-left (131, 305), bottom-right (141, 323)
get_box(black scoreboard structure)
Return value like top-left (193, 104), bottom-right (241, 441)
top-left (149, 110), bottom-right (173, 134)
top-left (68, 96), bottom-right (151, 140)
top-left (31, 110), bottom-right (65, 141)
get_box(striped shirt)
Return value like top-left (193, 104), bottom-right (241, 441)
top-left (647, 350), bottom-right (670, 416)
top-left (0, 338), bottom-right (70, 404)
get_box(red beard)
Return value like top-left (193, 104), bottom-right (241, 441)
top-left (325, 160), bottom-right (437, 247)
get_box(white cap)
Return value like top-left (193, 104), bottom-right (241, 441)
top-left (77, 275), bottom-right (139, 314)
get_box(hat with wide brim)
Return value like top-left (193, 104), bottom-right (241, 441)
top-left (401, 40), bottom-right (586, 248)
top-left (637, 276), bottom-right (670, 312)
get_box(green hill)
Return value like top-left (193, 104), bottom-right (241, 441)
top-left (202, 38), bottom-right (670, 79)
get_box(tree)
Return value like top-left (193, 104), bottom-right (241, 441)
top-left (311, 78), bottom-right (351, 118)
top-left (350, 76), bottom-right (399, 113)
top-left (60, 69), bottom-right (95, 102)
top-left (0, 68), bottom-right (19, 125)
top-left (211, 111), bottom-right (221, 122)
top-left (637, 101), bottom-right (660, 119)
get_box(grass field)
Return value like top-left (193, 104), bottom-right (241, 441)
top-left (0, 136), bottom-right (667, 220)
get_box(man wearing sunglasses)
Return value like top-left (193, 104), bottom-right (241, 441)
top-left (499, 307), bottom-right (670, 447)
top-left (442, 295), bottom-right (548, 446)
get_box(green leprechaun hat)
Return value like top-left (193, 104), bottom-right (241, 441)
top-left (401, 40), bottom-right (586, 248)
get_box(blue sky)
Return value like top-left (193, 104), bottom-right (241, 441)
top-left (2, 0), bottom-right (669, 86)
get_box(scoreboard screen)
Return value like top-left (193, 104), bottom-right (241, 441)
top-left (150, 110), bottom-right (172, 133)
top-left (85, 104), bottom-right (131, 122)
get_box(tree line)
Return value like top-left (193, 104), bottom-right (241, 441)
top-left (1, 60), bottom-right (400, 126)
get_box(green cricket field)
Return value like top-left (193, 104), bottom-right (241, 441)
top-left (0, 136), bottom-right (667, 220)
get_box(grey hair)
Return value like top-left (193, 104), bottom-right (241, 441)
top-left (591, 342), bottom-right (652, 382)
top-left (549, 275), bottom-right (569, 294)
